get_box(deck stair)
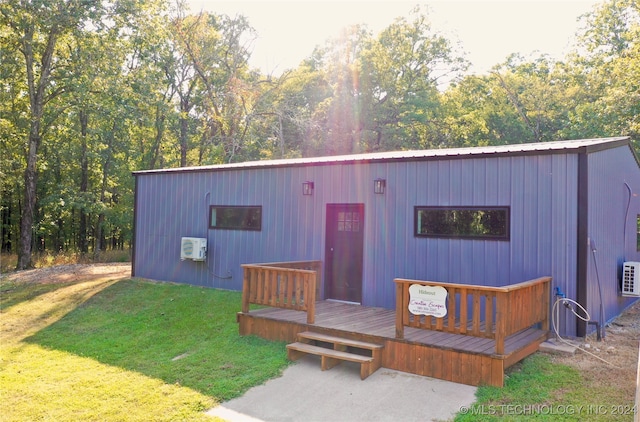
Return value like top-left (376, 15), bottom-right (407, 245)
top-left (286, 331), bottom-right (384, 380)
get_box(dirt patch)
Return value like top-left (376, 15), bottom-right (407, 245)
top-left (2, 263), bottom-right (131, 285)
top-left (548, 300), bottom-right (640, 405)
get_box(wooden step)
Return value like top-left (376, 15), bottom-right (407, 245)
top-left (287, 342), bottom-right (377, 379)
top-left (297, 331), bottom-right (383, 351)
top-left (287, 342), bottom-right (373, 364)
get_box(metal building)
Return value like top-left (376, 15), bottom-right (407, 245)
top-left (132, 137), bottom-right (640, 337)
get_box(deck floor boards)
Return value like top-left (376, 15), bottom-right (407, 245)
top-left (242, 300), bottom-right (547, 386)
top-left (247, 301), bottom-right (544, 356)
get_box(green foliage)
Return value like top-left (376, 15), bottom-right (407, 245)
top-left (358, 6), bottom-right (468, 151)
top-left (559, 0), bottom-right (639, 141)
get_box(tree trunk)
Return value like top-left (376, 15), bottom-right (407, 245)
top-left (149, 105), bottom-right (165, 169)
top-left (16, 20), bottom-right (60, 270)
top-left (180, 98), bottom-right (189, 167)
top-left (79, 110), bottom-right (89, 254)
top-left (493, 71), bottom-right (541, 142)
top-left (17, 114), bottom-right (41, 270)
top-left (94, 213), bottom-right (104, 258)
top-left (1, 190), bottom-right (15, 252)
top-left (95, 121), bottom-right (115, 258)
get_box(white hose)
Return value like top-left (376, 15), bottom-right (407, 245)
top-left (551, 297), bottom-right (620, 368)
top-left (552, 297), bottom-right (590, 335)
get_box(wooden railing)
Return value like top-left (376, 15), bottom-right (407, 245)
top-left (241, 261), bottom-right (321, 324)
top-left (394, 276), bottom-right (551, 354)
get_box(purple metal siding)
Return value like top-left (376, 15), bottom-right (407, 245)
top-left (134, 152), bottom-right (579, 305)
top-left (587, 146), bottom-right (640, 332)
top-left (135, 163), bottom-right (382, 291)
top-left (358, 153), bottom-right (579, 313)
top-left (133, 139), bottom-right (637, 336)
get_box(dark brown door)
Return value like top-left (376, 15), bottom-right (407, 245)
top-left (325, 204), bottom-right (364, 303)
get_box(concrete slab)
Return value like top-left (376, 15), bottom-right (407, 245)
top-left (539, 339), bottom-right (578, 355)
top-left (207, 355), bottom-right (477, 422)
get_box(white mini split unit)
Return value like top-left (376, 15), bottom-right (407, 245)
top-left (180, 237), bottom-right (207, 261)
top-left (622, 262), bottom-right (640, 297)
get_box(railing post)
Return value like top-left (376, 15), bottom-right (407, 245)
top-left (315, 262), bottom-right (322, 300)
top-left (459, 288), bottom-right (468, 334)
top-left (495, 291), bottom-right (507, 354)
top-left (241, 265), bottom-right (251, 314)
top-left (541, 278), bottom-right (550, 332)
top-left (306, 273), bottom-right (316, 324)
top-left (395, 279), bottom-right (405, 339)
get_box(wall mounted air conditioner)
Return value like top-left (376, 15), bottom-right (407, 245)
top-left (622, 262), bottom-right (640, 297)
top-left (180, 237), bottom-right (207, 261)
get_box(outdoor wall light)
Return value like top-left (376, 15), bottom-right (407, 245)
top-left (374, 178), bottom-right (386, 194)
top-left (302, 181), bottom-right (314, 196)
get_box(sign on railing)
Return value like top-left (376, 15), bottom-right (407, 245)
top-left (408, 284), bottom-right (448, 317)
top-left (395, 276), bottom-right (551, 355)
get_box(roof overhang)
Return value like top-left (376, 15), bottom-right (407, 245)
top-left (133, 136), bottom-right (632, 176)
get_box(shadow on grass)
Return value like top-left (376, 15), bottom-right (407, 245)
top-left (1, 275), bottom-right (126, 347)
top-left (0, 278), bottom-right (81, 311)
top-left (1, 264), bottom-right (130, 311)
top-left (25, 279), bottom-right (290, 401)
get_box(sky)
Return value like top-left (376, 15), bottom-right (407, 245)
top-left (185, 0), bottom-right (600, 76)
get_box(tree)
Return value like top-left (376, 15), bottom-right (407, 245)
top-left (579, 0), bottom-right (639, 61)
top-left (489, 54), bottom-right (576, 143)
top-left (358, 7), bottom-right (468, 150)
top-left (562, 0), bottom-right (640, 148)
top-left (176, 12), bottom-right (258, 163)
top-left (283, 6), bottom-right (468, 155)
top-left (1, 0), bottom-right (108, 269)
top-left (442, 52), bottom-right (585, 147)
top-left (1, 0), bottom-right (171, 265)
top-left (0, 16), bottom-right (28, 254)
top-left (253, 64), bottom-right (332, 158)
top-left (305, 24), bottom-right (372, 155)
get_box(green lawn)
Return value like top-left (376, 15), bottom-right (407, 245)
top-left (454, 346), bottom-right (635, 422)
top-left (0, 274), bottom-right (290, 421)
top-left (1, 267), bottom-right (634, 421)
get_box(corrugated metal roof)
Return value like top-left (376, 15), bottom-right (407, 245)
top-left (133, 136), bottom-right (631, 175)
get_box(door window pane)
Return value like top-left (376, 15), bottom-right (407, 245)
top-left (337, 211), bottom-right (360, 232)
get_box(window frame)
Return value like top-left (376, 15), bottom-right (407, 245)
top-left (209, 205), bottom-right (262, 231)
top-left (414, 206), bottom-right (510, 241)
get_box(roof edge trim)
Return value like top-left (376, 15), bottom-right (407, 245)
top-left (133, 137), bottom-right (631, 176)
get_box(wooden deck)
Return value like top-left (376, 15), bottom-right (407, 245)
top-left (238, 262), bottom-right (550, 386)
top-left (237, 300), bottom-right (548, 387)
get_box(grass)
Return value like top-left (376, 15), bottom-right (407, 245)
top-left (0, 273), bottom-right (290, 421)
top-left (455, 354), bottom-right (581, 421)
top-left (455, 353), bottom-right (635, 421)
top-left (2, 261), bottom-right (636, 421)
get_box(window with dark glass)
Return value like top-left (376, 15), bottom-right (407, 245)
top-left (414, 206), bottom-right (509, 240)
top-left (209, 206), bottom-right (262, 231)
